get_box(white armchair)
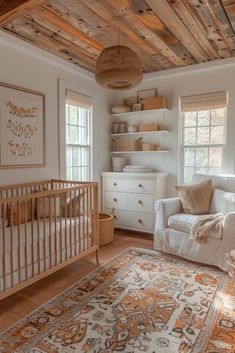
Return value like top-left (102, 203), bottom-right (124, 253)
top-left (154, 174), bottom-right (235, 271)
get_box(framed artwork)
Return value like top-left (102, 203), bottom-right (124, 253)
top-left (0, 82), bottom-right (45, 168)
top-left (137, 89), bottom-right (157, 103)
top-left (132, 103), bottom-right (142, 112)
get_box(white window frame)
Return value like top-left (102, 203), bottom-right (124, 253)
top-left (180, 108), bottom-right (227, 184)
top-left (59, 80), bottom-right (93, 181)
top-left (65, 103), bottom-right (92, 181)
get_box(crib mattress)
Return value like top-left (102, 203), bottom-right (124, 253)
top-left (0, 217), bottom-right (92, 292)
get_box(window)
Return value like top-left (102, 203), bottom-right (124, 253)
top-left (180, 92), bottom-right (227, 184)
top-left (65, 90), bottom-right (92, 181)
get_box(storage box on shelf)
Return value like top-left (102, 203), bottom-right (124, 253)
top-left (142, 143), bottom-right (159, 151)
top-left (139, 123), bottom-right (160, 132)
top-left (142, 96), bottom-right (167, 110)
top-left (101, 172), bottom-right (168, 233)
top-left (112, 138), bottom-right (142, 152)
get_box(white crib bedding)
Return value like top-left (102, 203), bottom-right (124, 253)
top-left (0, 217), bottom-right (92, 292)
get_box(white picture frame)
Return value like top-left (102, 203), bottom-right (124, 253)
top-left (0, 82), bottom-right (45, 168)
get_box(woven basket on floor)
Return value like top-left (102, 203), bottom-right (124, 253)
top-left (99, 209), bottom-right (115, 246)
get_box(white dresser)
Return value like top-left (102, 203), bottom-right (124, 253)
top-left (101, 172), bottom-right (168, 233)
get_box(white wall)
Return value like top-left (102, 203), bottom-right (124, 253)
top-left (0, 31), bottom-right (112, 186)
top-left (1, 30), bottom-right (235, 196)
top-left (111, 59), bottom-right (235, 194)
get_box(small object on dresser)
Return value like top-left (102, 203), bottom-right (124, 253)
top-left (112, 137), bottom-right (142, 151)
top-left (139, 123), bottom-right (160, 132)
top-left (111, 105), bottom-right (131, 114)
top-left (112, 157), bottom-right (126, 172)
top-left (142, 96), bottom-right (167, 110)
top-left (123, 165), bottom-right (153, 173)
top-left (142, 143), bottom-right (159, 151)
top-left (128, 124), bottom-right (137, 133)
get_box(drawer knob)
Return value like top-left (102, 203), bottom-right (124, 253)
top-left (138, 219), bottom-right (143, 224)
top-left (113, 198), bottom-right (117, 202)
top-left (138, 184), bottom-right (143, 188)
top-left (113, 182), bottom-right (117, 186)
top-left (113, 215), bottom-right (117, 219)
top-left (138, 200), bottom-right (143, 205)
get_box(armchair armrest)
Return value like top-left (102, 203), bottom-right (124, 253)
top-left (155, 197), bottom-right (182, 231)
top-left (223, 212), bottom-right (235, 244)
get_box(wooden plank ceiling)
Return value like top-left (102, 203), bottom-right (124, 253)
top-left (1, 0), bottom-right (235, 74)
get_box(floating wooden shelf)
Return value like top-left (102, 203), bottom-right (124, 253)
top-left (111, 150), bottom-right (170, 154)
top-left (111, 130), bottom-right (169, 137)
top-left (110, 108), bottom-right (168, 118)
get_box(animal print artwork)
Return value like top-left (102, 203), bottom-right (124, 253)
top-left (7, 101), bottom-right (38, 119)
top-left (0, 248), bottom-right (234, 353)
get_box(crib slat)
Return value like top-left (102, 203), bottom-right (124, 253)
top-left (86, 187), bottom-right (89, 251)
top-left (31, 198), bottom-right (34, 278)
top-left (65, 192), bottom-right (68, 260)
top-left (25, 199), bottom-right (28, 280)
top-left (2, 205), bottom-right (6, 292)
top-left (60, 194), bottom-right (63, 264)
top-left (83, 188), bottom-right (85, 252)
top-left (54, 194), bottom-right (58, 266)
top-left (69, 190), bottom-right (72, 258)
top-left (49, 196), bottom-right (52, 269)
top-left (17, 200), bottom-right (21, 284)
top-left (74, 188), bottom-right (77, 255)
top-left (37, 198), bottom-right (40, 275)
top-left (10, 203), bottom-right (14, 288)
top-left (78, 188), bottom-right (81, 254)
top-left (43, 197), bottom-right (46, 272)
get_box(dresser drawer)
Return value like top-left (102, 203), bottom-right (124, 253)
top-left (109, 209), bottom-right (154, 232)
top-left (127, 193), bottom-right (153, 212)
top-left (103, 178), bottom-right (154, 194)
top-left (104, 191), bottom-right (127, 209)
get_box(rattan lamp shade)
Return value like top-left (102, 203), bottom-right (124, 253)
top-left (95, 45), bottom-right (143, 90)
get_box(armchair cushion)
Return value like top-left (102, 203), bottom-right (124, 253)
top-left (175, 179), bottom-right (213, 214)
top-left (210, 188), bottom-right (235, 214)
top-left (168, 213), bottom-right (222, 239)
top-left (168, 213), bottom-right (200, 234)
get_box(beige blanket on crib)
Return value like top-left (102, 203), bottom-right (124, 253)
top-left (190, 213), bottom-right (224, 243)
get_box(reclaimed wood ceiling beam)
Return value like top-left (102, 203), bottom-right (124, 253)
top-left (187, 0), bottom-right (232, 58)
top-left (76, 0), bottom-right (173, 71)
top-left (78, 0), bottom-right (175, 71)
top-left (222, 0), bottom-right (235, 33)
top-left (205, 0), bottom-right (235, 54)
top-left (145, 0), bottom-right (213, 62)
top-left (0, 0), bottom-right (46, 26)
top-left (42, 0), bottom-right (164, 72)
top-left (4, 17), bottom-right (96, 71)
top-left (33, 6), bottom-right (104, 52)
top-left (166, 0), bottom-right (220, 59)
top-left (103, 0), bottom-right (187, 67)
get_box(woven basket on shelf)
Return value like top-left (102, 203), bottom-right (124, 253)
top-left (99, 209), bottom-right (115, 246)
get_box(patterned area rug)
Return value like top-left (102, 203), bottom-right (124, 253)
top-left (0, 248), bottom-right (234, 353)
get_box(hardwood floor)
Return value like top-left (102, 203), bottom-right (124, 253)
top-left (0, 229), bottom-right (153, 332)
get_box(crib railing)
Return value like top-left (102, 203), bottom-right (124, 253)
top-left (0, 179), bottom-right (99, 300)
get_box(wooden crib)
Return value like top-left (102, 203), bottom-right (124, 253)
top-left (0, 179), bottom-right (99, 301)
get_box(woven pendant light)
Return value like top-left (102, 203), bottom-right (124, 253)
top-left (95, 45), bottom-right (143, 90)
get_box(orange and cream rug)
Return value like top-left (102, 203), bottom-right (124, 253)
top-left (0, 248), bottom-right (234, 353)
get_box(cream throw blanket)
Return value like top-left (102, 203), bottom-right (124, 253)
top-left (191, 213), bottom-right (224, 243)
